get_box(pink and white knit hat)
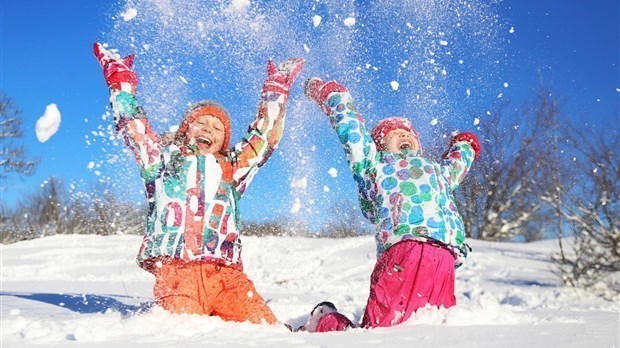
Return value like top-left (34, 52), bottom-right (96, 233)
top-left (370, 117), bottom-right (419, 148)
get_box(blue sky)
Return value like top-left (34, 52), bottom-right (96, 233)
top-left (1, 0), bottom-right (618, 228)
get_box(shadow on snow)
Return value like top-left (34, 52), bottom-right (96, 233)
top-left (1, 291), bottom-right (153, 317)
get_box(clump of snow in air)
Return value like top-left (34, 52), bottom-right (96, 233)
top-left (229, 0), bottom-right (250, 13)
top-left (290, 197), bottom-right (302, 213)
top-left (87, 162), bottom-right (95, 169)
top-left (430, 118), bottom-right (438, 126)
top-left (35, 103), bottom-right (61, 142)
top-left (503, 82), bottom-right (509, 88)
top-left (290, 177), bottom-right (308, 189)
top-left (303, 44), bottom-right (310, 53)
top-left (439, 40), bottom-right (448, 46)
top-left (509, 26), bottom-right (515, 34)
top-left (121, 8), bottom-right (138, 21)
top-left (328, 168), bottom-right (338, 178)
top-left (390, 81), bottom-right (400, 90)
top-left (323, 185), bottom-right (330, 192)
top-left (474, 117), bottom-right (480, 125)
top-left (312, 15), bottom-right (322, 27)
top-left (344, 17), bottom-right (356, 26)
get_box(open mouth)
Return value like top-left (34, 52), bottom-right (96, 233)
top-left (399, 141), bottom-right (413, 150)
top-left (196, 137), bottom-right (213, 146)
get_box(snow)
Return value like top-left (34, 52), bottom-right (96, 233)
top-left (430, 118), bottom-right (438, 126)
top-left (390, 81), bottom-right (400, 90)
top-left (121, 8), bottom-right (138, 21)
top-left (290, 197), bottom-right (301, 213)
top-left (343, 17), bottom-right (356, 26)
top-left (312, 15), bottom-right (322, 27)
top-left (87, 161), bottom-right (95, 169)
top-left (35, 103), bottom-right (61, 143)
top-left (1, 235), bottom-right (617, 347)
top-left (228, 0), bottom-right (250, 13)
top-left (474, 117), bottom-right (480, 125)
top-left (290, 177), bottom-right (308, 189)
top-left (327, 168), bottom-right (338, 178)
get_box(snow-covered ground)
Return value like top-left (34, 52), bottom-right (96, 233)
top-left (1, 235), bottom-right (618, 347)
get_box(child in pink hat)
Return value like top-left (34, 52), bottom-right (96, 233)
top-left (302, 77), bottom-right (481, 331)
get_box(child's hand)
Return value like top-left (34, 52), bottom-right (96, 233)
top-left (93, 42), bottom-right (138, 91)
top-left (262, 58), bottom-right (305, 95)
top-left (451, 132), bottom-right (481, 159)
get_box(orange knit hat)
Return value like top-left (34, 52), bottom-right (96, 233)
top-left (175, 100), bottom-right (232, 150)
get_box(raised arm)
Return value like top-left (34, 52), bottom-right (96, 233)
top-left (93, 43), bottom-right (163, 183)
top-left (305, 78), bottom-right (378, 222)
top-left (439, 132), bottom-right (481, 191)
top-left (231, 58), bottom-right (305, 195)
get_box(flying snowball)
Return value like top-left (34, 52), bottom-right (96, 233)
top-left (390, 81), bottom-right (399, 90)
top-left (328, 168), bottom-right (338, 178)
top-left (36, 103), bottom-right (61, 143)
top-left (121, 8), bottom-right (138, 21)
top-left (344, 17), bottom-right (356, 26)
top-left (430, 118), bottom-right (438, 126)
top-left (304, 44), bottom-right (310, 53)
top-left (313, 15), bottom-right (322, 27)
top-left (474, 118), bottom-right (480, 125)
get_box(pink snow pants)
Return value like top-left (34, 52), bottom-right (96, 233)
top-left (361, 240), bottom-right (456, 328)
top-left (316, 240), bottom-right (456, 331)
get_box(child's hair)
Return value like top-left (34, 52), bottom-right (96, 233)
top-left (174, 100), bottom-right (232, 150)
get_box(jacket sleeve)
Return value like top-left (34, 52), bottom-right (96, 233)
top-left (109, 88), bottom-right (164, 183)
top-left (229, 91), bottom-right (287, 195)
top-left (439, 141), bottom-right (476, 191)
top-left (326, 92), bottom-right (378, 223)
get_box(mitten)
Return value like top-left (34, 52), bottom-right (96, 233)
top-left (450, 132), bottom-right (481, 159)
top-left (304, 78), bottom-right (348, 108)
top-left (93, 42), bottom-right (138, 91)
top-left (262, 58), bottom-right (305, 95)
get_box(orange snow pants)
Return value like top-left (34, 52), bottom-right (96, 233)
top-left (153, 259), bottom-right (278, 324)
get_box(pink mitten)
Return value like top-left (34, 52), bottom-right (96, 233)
top-left (93, 42), bottom-right (137, 91)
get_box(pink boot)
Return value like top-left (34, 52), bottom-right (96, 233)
top-left (299, 301), bottom-right (355, 332)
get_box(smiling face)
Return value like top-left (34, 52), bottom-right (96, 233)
top-left (187, 115), bottom-right (226, 155)
top-left (381, 128), bottom-right (421, 153)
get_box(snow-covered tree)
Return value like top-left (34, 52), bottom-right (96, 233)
top-left (550, 121), bottom-right (620, 291)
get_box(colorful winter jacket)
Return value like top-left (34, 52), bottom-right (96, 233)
top-left (109, 88), bottom-right (287, 272)
top-left (324, 92), bottom-right (475, 265)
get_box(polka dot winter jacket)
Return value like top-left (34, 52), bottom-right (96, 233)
top-left (325, 92), bottom-right (476, 265)
top-left (109, 88), bottom-right (287, 272)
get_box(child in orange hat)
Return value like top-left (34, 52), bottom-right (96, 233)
top-left (94, 43), bottom-right (304, 324)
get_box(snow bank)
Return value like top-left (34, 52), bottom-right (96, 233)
top-left (1, 235), bottom-right (618, 347)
